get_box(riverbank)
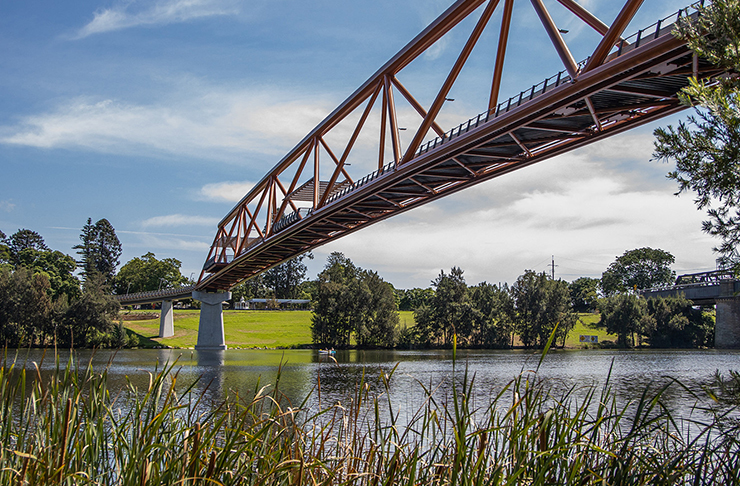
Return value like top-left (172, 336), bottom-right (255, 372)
top-left (122, 310), bottom-right (616, 349)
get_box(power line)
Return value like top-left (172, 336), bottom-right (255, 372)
top-left (556, 255), bottom-right (606, 267)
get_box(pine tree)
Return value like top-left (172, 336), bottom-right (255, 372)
top-left (75, 218), bottom-right (96, 279)
top-left (74, 218), bottom-right (122, 286)
top-left (93, 219), bottom-right (122, 283)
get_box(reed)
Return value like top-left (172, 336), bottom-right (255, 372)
top-left (0, 350), bottom-right (737, 485)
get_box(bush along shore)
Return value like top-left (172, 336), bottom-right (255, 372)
top-left (0, 349), bottom-right (738, 485)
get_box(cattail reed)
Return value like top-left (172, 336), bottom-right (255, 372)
top-left (0, 349), bottom-right (737, 485)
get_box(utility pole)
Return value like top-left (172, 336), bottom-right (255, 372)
top-left (550, 255), bottom-right (557, 279)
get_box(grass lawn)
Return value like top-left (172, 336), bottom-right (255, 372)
top-left (123, 309), bottom-right (313, 349)
top-left (122, 308), bottom-right (610, 349)
top-left (563, 313), bottom-right (618, 348)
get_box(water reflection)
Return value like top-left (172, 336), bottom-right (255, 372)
top-left (9, 348), bottom-right (740, 421)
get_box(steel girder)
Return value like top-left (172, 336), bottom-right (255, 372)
top-left (197, 0), bottom-right (721, 291)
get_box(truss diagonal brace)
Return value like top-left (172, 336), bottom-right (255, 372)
top-left (489, 0), bottom-right (514, 111)
top-left (531, 0), bottom-right (578, 79)
top-left (583, 0), bottom-right (644, 73)
top-left (556, 0), bottom-right (625, 45)
top-left (401, 0), bottom-right (500, 166)
top-left (391, 77), bottom-right (445, 137)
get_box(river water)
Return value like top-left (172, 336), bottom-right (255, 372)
top-left (9, 348), bottom-right (740, 423)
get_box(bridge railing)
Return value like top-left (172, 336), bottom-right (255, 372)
top-left (324, 160), bottom-right (398, 206)
top-left (642, 269), bottom-right (732, 294)
top-left (273, 207), bottom-right (313, 234)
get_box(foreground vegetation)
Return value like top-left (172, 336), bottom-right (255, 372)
top-left (1, 351), bottom-right (738, 485)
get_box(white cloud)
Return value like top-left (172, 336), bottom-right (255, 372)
top-left (73, 0), bottom-right (239, 39)
top-left (0, 88), bottom-right (336, 163)
top-left (423, 37), bottom-right (451, 61)
top-left (118, 230), bottom-right (211, 252)
top-left (0, 200), bottom-right (15, 212)
top-left (141, 214), bottom-right (219, 227)
top-left (198, 180), bottom-right (256, 203)
top-left (132, 234), bottom-right (210, 252)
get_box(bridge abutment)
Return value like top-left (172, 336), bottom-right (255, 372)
top-left (193, 290), bottom-right (231, 350)
top-left (159, 300), bottom-right (174, 338)
top-left (715, 282), bottom-right (740, 349)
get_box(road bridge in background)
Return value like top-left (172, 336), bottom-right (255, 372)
top-left (114, 286), bottom-right (231, 349)
top-left (121, 0), bottom-right (734, 349)
top-left (642, 270), bottom-right (740, 348)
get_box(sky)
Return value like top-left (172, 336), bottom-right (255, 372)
top-left (0, 0), bottom-right (718, 290)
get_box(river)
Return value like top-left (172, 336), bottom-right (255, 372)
top-left (8, 347), bottom-right (739, 423)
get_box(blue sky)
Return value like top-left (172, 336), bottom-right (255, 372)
top-left (0, 0), bottom-right (717, 289)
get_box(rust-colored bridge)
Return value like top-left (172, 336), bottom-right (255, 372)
top-left (197, 0), bottom-right (720, 293)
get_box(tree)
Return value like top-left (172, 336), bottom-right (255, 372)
top-left (231, 274), bottom-right (269, 302)
top-left (57, 273), bottom-right (120, 348)
top-left (262, 252), bottom-right (313, 299)
top-left (0, 229), bottom-right (124, 348)
top-left (74, 218), bottom-right (122, 286)
top-left (396, 287), bottom-right (435, 311)
top-left (311, 253), bottom-right (398, 347)
top-left (312, 253), bottom-right (360, 346)
top-left (511, 270), bottom-right (576, 348)
top-left (354, 271), bottom-right (399, 347)
top-left (0, 266), bottom-right (53, 347)
top-left (644, 295), bottom-right (714, 348)
top-left (597, 294), bottom-right (652, 348)
top-left (653, 0), bottom-right (740, 268)
top-left (2, 228), bottom-right (81, 304)
top-left (569, 277), bottom-right (599, 312)
top-left (0, 230), bottom-right (9, 264)
top-left (7, 229), bottom-right (48, 264)
top-left (600, 248), bottom-right (675, 297)
top-left (17, 248), bottom-right (81, 303)
top-left (413, 267), bottom-right (475, 346)
top-left (115, 252), bottom-right (187, 294)
top-left (469, 282), bottom-right (515, 348)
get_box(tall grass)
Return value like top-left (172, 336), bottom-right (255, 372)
top-left (0, 350), bottom-right (738, 485)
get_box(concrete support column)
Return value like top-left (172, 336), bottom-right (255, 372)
top-left (193, 290), bottom-right (231, 350)
top-left (159, 300), bottom-right (174, 338)
top-left (715, 281), bottom-right (740, 348)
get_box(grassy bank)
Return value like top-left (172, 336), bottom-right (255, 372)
top-left (564, 313), bottom-right (618, 347)
top-left (1, 354), bottom-right (738, 485)
top-left (123, 309), bottom-right (613, 350)
top-left (123, 310), bottom-right (418, 349)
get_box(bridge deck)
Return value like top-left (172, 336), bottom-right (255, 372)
top-left (198, 2), bottom-right (723, 292)
top-left (643, 280), bottom-right (740, 305)
top-left (115, 285), bottom-right (196, 306)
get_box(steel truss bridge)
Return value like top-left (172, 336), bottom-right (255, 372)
top-left (196, 0), bottom-right (723, 292)
top-left (642, 270), bottom-right (739, 306)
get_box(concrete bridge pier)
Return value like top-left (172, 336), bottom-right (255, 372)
top-left (193, 290), bottom-right (231, 350)
top-left (159, 300), bottom-right (175, 338)
top-left (715, 281), bottom-right (740, 349)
